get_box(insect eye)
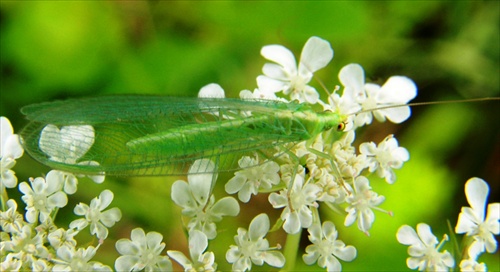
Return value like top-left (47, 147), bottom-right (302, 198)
top-left (337, 122), bottom-right (346, 131)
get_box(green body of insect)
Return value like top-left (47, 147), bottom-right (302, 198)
top-left (20, 95), bottom-right (346, 176)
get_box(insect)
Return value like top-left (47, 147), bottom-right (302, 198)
top-left (19, 95), bottom-right (347, 176)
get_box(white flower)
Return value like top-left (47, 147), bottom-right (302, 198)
top-left (226, 213), bottom-right (285, 272)
top-left (0, 199), bottom-right (25, 234)
top-left (359, 134), bottom-right (409, 184)
top-left (19, 171), bottom-right (68, 224)
top-left (198, 83), bottom-right (226, 98)
top-left (397, 223), bottom-right (454, 271)
top-left (455, 177), bottom-right (499, 254)
top-left (268, 172), bottom-right (321, 234)
top-left (303, 221), bottom-right (357, 271)
top-left (69, 189), bottom-right (122, 240)
top-left (115, 228), bottom-right (172, 272)
top-left (257, 36), bottom-right (333, 103)
top-left (52, 245), bottom-right (112, 271)
top-left (47, 228), bottom-right (78, 250)
top-left (171, 159), bottom-right (239, 239)
top-left (1, 116), bottom-right (24, 189)
top-left (344, 176), bottom-right (385, 233)
top-left (168, 230), bottom-right (216, 272)
top-left (334, 63), bottom-right (417, 128)
top-left (225, 156), bottom-right (281, 203)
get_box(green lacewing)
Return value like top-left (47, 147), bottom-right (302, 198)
top-left (19, 95), bottom-right (346, 176)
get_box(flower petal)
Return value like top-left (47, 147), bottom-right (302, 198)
top-left (1, 117), bottom-right (14, 150)
top-left (97, 190), bottom-right (114, 210)
top-left (189, 230), bottom-right (208, 260)
top-left (225, 175), bottom-right (245, 194)
top-left (263, 251), bottom-right (285, 268)
top-left (198, 83), bottom-right (225, 98)
top-left (188, 159), bottom-right (216, 205)
top-left (261, 45), bottom-right (297, 74)
top-left (397, 225), bottom-right (421, 246)
top-left (211, 196), bottom-right (240, 217)
top-left (465, 177), bottom-right (488, 221)
top-left (334, 244), bottom-right (357, 262)
top-left (3, 135), bottom-right (23, 159)
top-left (257, 75), bottom-right (286, 93)
top-left (416, 223), bottom-right (438, 247)
top-left (171, 180), bottom-right (193, 208)
top-left (248, 213), bottom-right (269, 241)
top-left (378, 76), bottom-right (417, 104)
top-left (339, 63), bottom-right (365, 100)
top-left (299, 36), bottom-right (333, 74)
top-left (262, 63), bottom-right (289, 81)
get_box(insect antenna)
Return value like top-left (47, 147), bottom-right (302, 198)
top-left (348, 97), bottom-right (500, 116)
top-left (313, 75), bottom-right (340, 98)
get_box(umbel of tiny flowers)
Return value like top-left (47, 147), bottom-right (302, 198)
top-left (0, 116), bottom-right (118, 270)
top-left (1, 224), bottom-right (50, 264)
top-left (303, 221), bottom-right (357, 271)
top-left (3, 36), bottom-right (421, 271)
top-left (397, 223), bottom-right (455, 271)
top-left (397, 177), bottom-right (499, 271)
top-left (226, 213), bottom-right (285, 272)
top-left (0, 116), bottom-right (24, 191)
top-left (171, 159), bottom-right (240, 239)
top-left (115, 228), bottom-right (173, 271)
top-left (168, 230), bottom-right (217, 271)
top-left (197, 36), bottom-right (414, 270)
top-left (455, 177), bottom-right (499, 259)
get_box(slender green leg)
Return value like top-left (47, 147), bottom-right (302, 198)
top-left (305, 145), bottom-right (352, 194)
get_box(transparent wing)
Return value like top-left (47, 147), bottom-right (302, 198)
top-left (20, 96), bottom-right (309, 176)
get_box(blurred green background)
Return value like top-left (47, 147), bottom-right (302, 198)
top-left (1, 1), bottom-right (498, 271)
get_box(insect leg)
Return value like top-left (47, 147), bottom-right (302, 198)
top-left (305, 146), bottom-right (352, 195)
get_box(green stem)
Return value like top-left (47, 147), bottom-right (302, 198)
top-left (283, 230), bottom-right (301, 271)
top-left (1, 187), bottom-right (8, 211)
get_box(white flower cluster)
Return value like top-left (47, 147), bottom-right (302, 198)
top-left (198, 36), bottom-right (416, 271)
top-left (195, 37), bottom-right (497, 271)
top-left (2, 36), bottom-right (497, 271)
top-left (1, 117), bottom-right (122, 270)
top-left (397, 177), bottom-right (499, 271)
